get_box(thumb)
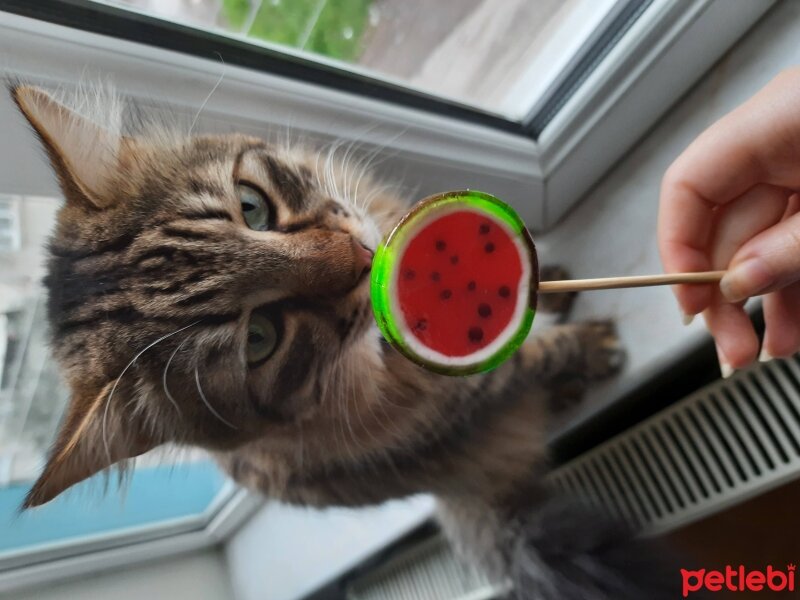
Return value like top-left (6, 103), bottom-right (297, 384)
top-left (720, 210), bottom-right (800, 302)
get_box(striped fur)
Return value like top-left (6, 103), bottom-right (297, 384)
top-left (13, 84), bottom-right (677, 598)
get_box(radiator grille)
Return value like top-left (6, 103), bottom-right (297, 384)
top-left (347, 536), bottom-right (509, 600)
top-left (549, 354), bottom-right (800, 535)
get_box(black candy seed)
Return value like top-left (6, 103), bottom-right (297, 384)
top-left (478, 303), bottom-right (492, 318)
top-left (450, 255), bottom-right (459, 265)
top-left (431, 271), bottom-right (441, 282)
top-left (499, 285), bottom-right (511, 298)
top-left (415, 319), bottom-right (427, 331)
top-left (468, 326), bottom-right (484, 343)
top-left (485, 242), bottom-right (495, 253)
top-left (404, 269), bottom-right (416, 280)
top-left (440, 289), bottom-right (452, 300)
top-left (467, 280), bottom-right (476, 291)
top-left (479, 223), bottom-right (490, 235)
top-left (435, 240), bottom-right (446, 251)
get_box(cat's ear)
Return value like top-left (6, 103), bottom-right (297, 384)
top-left (11, 85), bottom-right (123, 209)
top-left (23, 381), bottom-right (159, 508)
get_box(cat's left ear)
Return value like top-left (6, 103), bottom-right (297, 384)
top-left (23, 381), bottom-right (160, 508)
top-left (11, 85), bottom-right (124, 210)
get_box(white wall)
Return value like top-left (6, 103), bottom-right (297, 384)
top-left (225, 496), bottom-right (435, 600)
top-left (7, 549), bottom-right (233, 600)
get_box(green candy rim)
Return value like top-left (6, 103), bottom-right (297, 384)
top-left (370, 190), bottom-right (538, 376)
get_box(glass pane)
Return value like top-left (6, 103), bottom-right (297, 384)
top-left (0, 194), bottom-right (227, 557)
top-left (0, 462), bottom-right (226, 554)
top-left (88, 0), bottom-right (621, 119)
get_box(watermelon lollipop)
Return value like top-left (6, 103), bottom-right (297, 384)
top-left (371, 190), bottom-right (538, 376)
top-left (372, 190), bottom-right (730, 375)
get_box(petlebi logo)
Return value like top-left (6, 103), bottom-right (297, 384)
top-left (681, 564), bottom-right (796, 597)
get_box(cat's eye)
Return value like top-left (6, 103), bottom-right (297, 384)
top-left (247, 313), bottom-right (279, 365)
top-left (237, 184), bottom-right (270, 231)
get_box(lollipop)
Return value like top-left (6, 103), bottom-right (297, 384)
top-left (371, 190), bottom-right (725, 376)
top-left (371, 191), bottom-right (537, 375)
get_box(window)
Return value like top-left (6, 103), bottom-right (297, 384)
top-left (1, 0), bottom-right (774, 229)
top-left (89, 0), bottom-right (622, 120)
top-left (0, 462), bottom-right (226, 555)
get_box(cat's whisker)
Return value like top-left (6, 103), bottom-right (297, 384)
top-left (366, 180), bottom-right (419, 214)
top-left (327, 361), bottom-right (359, 465)
top-left (162, 334), bottom-right (192, 420)
top-left (332, 124), bottom-right (378, 205)
top-left (194, 365), bottom-right (238, 430)
top-left (334, 349), bottom-right (369, 462)
top-left (340, 346), bottom-right (406, 459)
top-left (322, 370), bottom-right (345, 460)
top-left (339, 138), bottom-right (356, 206)
top-left (349, 128), bottom-right (408, 211)
top-left (355, 361), bottom-right (409, 446)
top-left (313, 143), bottom-right (325, 197)
top-left (318, 138), bottom-right (333, 199)
top-left (325, 138), bottom-right (346, 201)
top-left (102, 321), bottom-right (200, 467)
top-left (341, 363), bottom-right (367, 459)
top-left (188, 52), bottom-right (226, 137)
top-left (356, 128), bottom-right (407, 172)
top-left (341, 130), bottom-right (378, 207)
top-left (361, 184), bottom-right (397, 214)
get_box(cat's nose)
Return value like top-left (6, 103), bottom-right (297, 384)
top-left (352, 238), bottom-right (374, 282)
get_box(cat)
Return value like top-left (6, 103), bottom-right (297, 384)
top-left (10, 83), bottom-right (678, 599)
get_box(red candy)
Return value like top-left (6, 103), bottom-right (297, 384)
top-left (396, 210), bottom-right (522, 357)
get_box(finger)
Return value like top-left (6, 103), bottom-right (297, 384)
top-left (720, 211), bottom-right (800, 302)
top-left (658, 178), bottom-right (715, 316)
top-left (708, 184), bottom-right (789, 268)
top-left (703, 300), bottom-right (759, 370)
top-left (658, 69), bottom-right (800, 314)
top-left (665, 184), bottom-right (787, 319)
top-left (782, 193), bottom-right (800, 219)
top-left (704, 186), bottom-right (788, 370)
top-left (762, 282), bottom-right (800, 359)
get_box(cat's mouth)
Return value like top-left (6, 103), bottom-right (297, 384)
top-left (354, 240), bottom-right (374, 285)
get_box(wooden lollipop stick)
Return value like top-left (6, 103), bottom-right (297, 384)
top-left (538, 271), bottom-right (725, 294)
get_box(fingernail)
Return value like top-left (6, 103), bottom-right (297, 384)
top-left (681, 312), bottom-right (695, 326)
top-left (759, 347), bottom-right (773, 363)
top-left (717, 345), bottom-right (734, 379)
top-left (720, 258), bottom-right (772, 303)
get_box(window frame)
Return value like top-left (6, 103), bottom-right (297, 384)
top-left (0, 484), bottom-right (262, 595)
top-left (0, 1), bottom-right (776, 231)
top-left (0, 0), bottom-right (523, 132)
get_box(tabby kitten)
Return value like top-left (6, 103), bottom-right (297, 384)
top-left (11, 84), bottom-right (675, 599)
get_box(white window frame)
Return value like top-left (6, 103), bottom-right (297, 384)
top-left (0, 484), bottom-right (262, 595)
top-left (0, 0), bottom-right (776, 591)
top-left (1, 1), bottom-right (775, 230)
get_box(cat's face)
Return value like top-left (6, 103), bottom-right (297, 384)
top-left (12, 85), bottom-right (387, 506)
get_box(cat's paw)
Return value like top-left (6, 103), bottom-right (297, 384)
top-left (579, 320), bottom-right (626, 380)
top-left (537, 265), bottom-right (577, 323)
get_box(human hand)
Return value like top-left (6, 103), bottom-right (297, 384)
top-left (658, 68), bottom-right (800, 374)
